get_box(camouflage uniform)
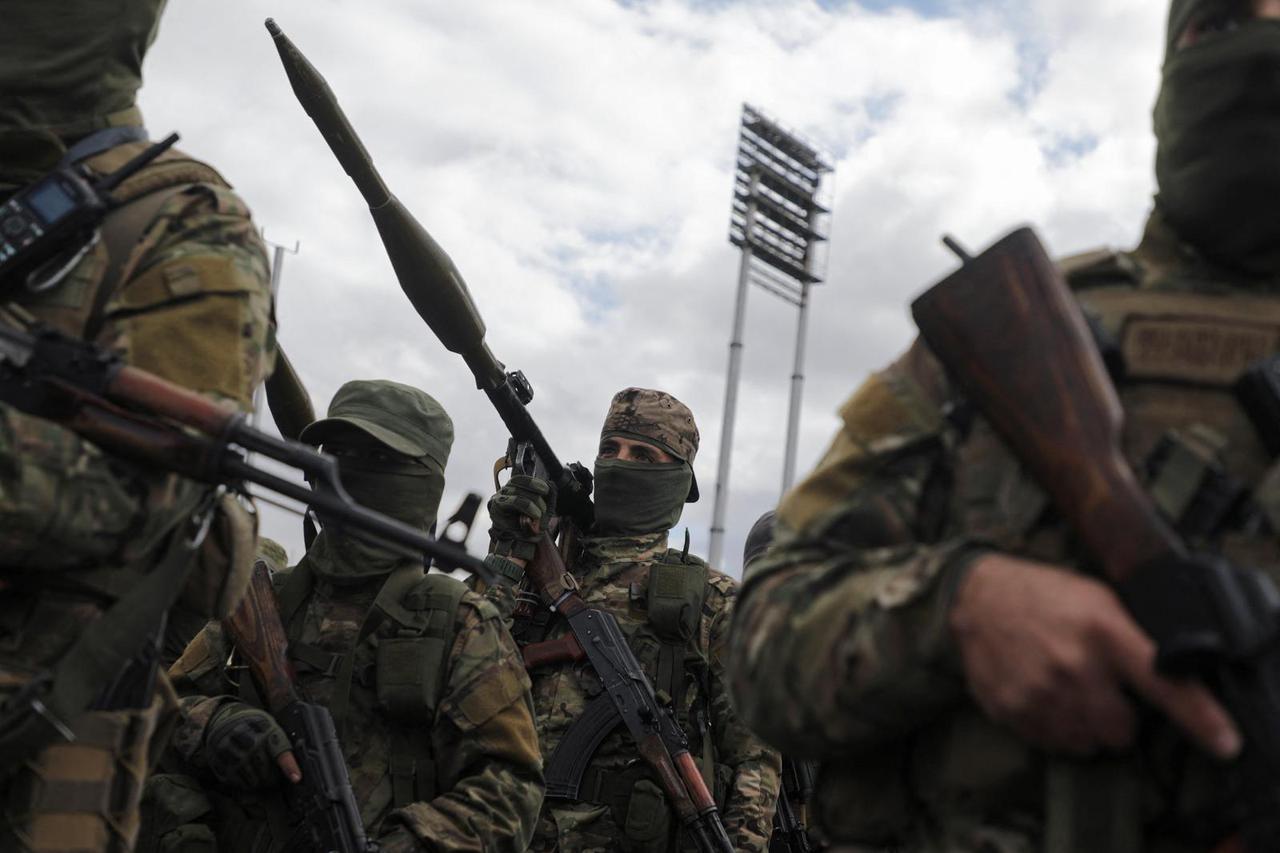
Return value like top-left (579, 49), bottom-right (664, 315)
top-left (727, 176), bottom-right (1280, 852)
top-left (150, 381), bottom-right (543, 853)
top-left (485, 388), bottom-right (781, 853)
top-left (0, 2), bottom-right (273, 850)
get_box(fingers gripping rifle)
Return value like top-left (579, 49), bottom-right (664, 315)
top-left (224, 562), bottom-right (372, 853)
top-left (264, 20), bottom-right (733, 852)
top-left (912, 228), bottom-right (1280, 852)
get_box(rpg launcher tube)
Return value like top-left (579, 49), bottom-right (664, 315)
top-left (265, 18), bottom-right (505, 389)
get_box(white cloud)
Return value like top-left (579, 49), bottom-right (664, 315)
top-left (139, 0), bottom-right (1166, 574)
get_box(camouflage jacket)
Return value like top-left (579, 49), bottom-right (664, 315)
top-left (728, 213), bottom-right (1280, 853)
top-left (486, 532), bottom-right (781, 853)
top-left (167, 556), bottom-right (543, 853)
top-left (0, 140), bottom-right (274, 668)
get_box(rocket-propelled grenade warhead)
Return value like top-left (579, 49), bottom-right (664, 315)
top-left (263, 17), bottom-right (505, 389)
top-left (265, 18), bottom-right (388, 208)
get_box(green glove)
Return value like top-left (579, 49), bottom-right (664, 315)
top-left (204, 702), bottom-right (293, 791)
top-left (487, 474), bottom-right (550, 560)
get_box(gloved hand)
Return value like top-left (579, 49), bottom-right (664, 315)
top-left (487, 474), bottom-right (550, 560)
top-left (205, 702), bottom-right (296, 790)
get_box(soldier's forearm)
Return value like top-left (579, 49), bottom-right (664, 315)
top-left (730, 539), bottom-right (980, 755)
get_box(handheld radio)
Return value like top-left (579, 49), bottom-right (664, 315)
top-left (0, 132), bottom-right (180, 292)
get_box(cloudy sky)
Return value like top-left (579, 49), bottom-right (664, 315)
top-left (140, 0), bottom-right (1168, 575)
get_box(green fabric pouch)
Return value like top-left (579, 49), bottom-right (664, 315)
top-left (376, 635), bottom-right (447, 721)
top-left (622, 778), bottom-right (672, 852)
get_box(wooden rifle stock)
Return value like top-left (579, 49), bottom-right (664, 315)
top-left (911, 227), bottom-right (1184, 582)
top-left (222, 560), bottom-right (297, 713)
top-left (912, 227), bottom-right (1280, 851)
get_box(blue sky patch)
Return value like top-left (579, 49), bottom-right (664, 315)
top-left (818, 0), bottom-right (954, 17)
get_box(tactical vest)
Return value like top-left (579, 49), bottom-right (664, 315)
top-left (515, 546), bottom-right (732, 846)
top-left (818, 254), bottom-right (1280, 853)
top-left (271, 561), bottom-right (466, 808)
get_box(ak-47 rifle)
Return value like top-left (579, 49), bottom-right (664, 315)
top-left (227, 346), bottom-right (369, 852)
top-left (911, 227), bottom-right (1280, 853)
top-left (265, 19), bottom-right (735, 853)
top-left (0, 306), bottom-right (489, 579)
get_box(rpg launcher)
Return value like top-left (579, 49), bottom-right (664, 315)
top-left (264, 20), bottom-right (734, 853)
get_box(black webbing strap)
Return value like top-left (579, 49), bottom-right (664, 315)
top-left (0, 489), bottom-right (217, 768)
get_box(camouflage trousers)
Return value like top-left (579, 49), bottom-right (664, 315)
top-left (0, 681), bottom-right (170, 853)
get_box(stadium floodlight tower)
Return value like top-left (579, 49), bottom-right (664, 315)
top-left (708, 103), bottom-right (834, 569)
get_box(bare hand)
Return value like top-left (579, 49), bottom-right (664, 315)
top-left (950, 552), bottom-right (1241, 759)
top-left (278, 751), bottom-right (302, 784)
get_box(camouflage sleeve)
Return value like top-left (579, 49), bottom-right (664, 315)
top-left (159, 621), bottom-right (237, 774)
top-left (0, 179), bottom-right (273, 585)
top-left (95, 181), bottom-right (275, 409)
top-left (473, 575), bottom-right (520, 624)
top-left (704, 575), bottom-right (782, 852)
top-left (391, 591), bottom-right (543, 853)
top-left (727, 341), bottom-right (981, 759)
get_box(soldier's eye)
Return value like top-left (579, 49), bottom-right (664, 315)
top-left (1192, 4), bottom-right (1247, 39)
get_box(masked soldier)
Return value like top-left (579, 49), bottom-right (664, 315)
top-left (484, 387), bottom-right (780, 852)
top-left (728, 1), bottom-right (1280, 851)
top-left (145, 380), bottom-right (544, 852)
top-left (0, 1), bottom-right (275, 849)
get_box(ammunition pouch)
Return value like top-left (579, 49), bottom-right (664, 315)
top-left (574, 766), bottom-right (673, 853)
top-left (275, 561), bottom-right (464, 810)
top-left (1143, 426), bottom-right (1249, 543)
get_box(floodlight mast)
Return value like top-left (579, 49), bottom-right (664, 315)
top-left (708, 104), bottom-right (833, 570)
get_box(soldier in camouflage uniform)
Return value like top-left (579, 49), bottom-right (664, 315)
top-left (0, 1), bottom-right (275, 850)
top-left (484, 387), bottom-right (781, 852)
top-left (728, 1), bottom-right (1280, 851)
top-left (147, 380), bottom-right (543, 852)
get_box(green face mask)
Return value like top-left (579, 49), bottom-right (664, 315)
top-left (309, 457), bottom-right (445, 580)
top-left (591, 459), bottom-right (691, 537)
top-left (1154, 18), bottom-right (1280, 275)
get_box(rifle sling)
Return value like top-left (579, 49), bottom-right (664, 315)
top-left (0, 487), bottom-right (216, 767)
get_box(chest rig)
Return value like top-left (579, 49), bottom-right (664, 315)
top-left (268, 560), bottom-right (465, 807)
top-left (514, 545), bottom-right (725, 841)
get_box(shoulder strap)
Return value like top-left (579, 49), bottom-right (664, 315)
top-left (647, 555), bottom-right (708, 712)
top-left (82, 142), bottom-right (228, 340)
top-left (90, 184), bottom-right (193, 336)
top-left (0, 488), bottom-right (216, 767)
top-left (377, 571), bottom-right (465, 809)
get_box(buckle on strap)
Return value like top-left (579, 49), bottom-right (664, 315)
top-left (289, 643), bottom-right (343, 678)
top-left (0, 675), bottom-right (75, 745)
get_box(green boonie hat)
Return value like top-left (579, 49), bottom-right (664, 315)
top-left (601, 387), bottom-right (701, 501)
top-left (300, 379), bottom-right (453, 468)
